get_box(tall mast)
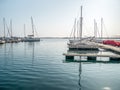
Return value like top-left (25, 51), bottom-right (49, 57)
top-left (77, 20), bottom-right (79, 39)
top-left (31, 16), bottom-right (34, 37)
top-left (10, 19), bottom-right (12, 38)
top-left (80, 6), bottom-right (83, 39)
top-left (73, 18), bottom-right (76, 40)
top-left (3, 18), bottom-right (6, 39)
top-left (94, 19), bottom-right (96, 37)
top-left (24, 24), bottom-right (26, 37)
top-left (94, 19), bottom-right (97, 37)
top-left (101, 18), bottom-right (103, 38)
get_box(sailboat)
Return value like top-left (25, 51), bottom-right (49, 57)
top-left (0, 39), bottom-right (5, 44)
top-left (24, 17), bottom-right (40, 42)
top-left (0, 18), bottom-right (6, 44)
top-left (68, 6), bottom-right (99, 51)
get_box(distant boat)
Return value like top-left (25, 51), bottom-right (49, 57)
top-left (2, 18), bottom-right (21, 43)
top-left (0, 40), bottom-right (5, 44)
top-left (23, 17), bottom-right (40, 42)
top-left (24, 35), bottom-right (40, 42)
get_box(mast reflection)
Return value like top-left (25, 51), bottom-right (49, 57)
top-left (27, 42), bottom-right (35, 65)
top-left (78, 62), bottom-right (82, 90)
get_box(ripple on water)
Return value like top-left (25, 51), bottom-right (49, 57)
top-left (0, 39), bottom-right (120, 90)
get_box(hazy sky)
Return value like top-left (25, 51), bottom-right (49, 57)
top-left (0, 0), bottom-right (120, 37)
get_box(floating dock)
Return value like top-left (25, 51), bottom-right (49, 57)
top-left (63, 53), bottom-right (120, 62)
top-left (64, 41), bottom-right (120, 62)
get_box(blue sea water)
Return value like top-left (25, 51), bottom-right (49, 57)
top-left (0, 39), bottom-right (120, 90)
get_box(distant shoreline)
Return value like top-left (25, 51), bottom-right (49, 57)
top-left (1, 37), bottom-right (120, 39)
top-left (36, 37), bottom-right (120, 39)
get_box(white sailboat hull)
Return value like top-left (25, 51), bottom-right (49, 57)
top-left (0, 40), bottom-right (5, 44)
top-left (23, 37), bottom-right (40, 42)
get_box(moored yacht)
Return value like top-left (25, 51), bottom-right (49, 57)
top-left (23, 17), bottom-right (40, 42)
top-left (0, 40), bottom-right (5, 44)
top-left (68, 6), bottom-right (99, 51)
top-left (24, 35), bottom-right (40, 42)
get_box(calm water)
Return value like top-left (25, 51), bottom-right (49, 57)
top-left (0, 39), bottom-right (120, 90)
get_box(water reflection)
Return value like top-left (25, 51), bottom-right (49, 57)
top-left (78, 62), bottom-right (82, 90)
top-left (27, 42), bottom-right (35, 65)
top-left (10, 43), bottom-right (14, 64)
top-left (3, 44), bottom-right (7, 67)
top-left (0, 39), bottom-right (120, 90)
top-left (65, 50), bottom-right (120, 90)
top-left (1, 42), bottom-right (36, 66)
top-left (3, 43), bottom-right (14, 66)
top-left (32, 42), bottom-right (35, 65)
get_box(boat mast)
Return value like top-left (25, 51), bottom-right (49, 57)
top-left (31, 17), bottom-right (34, 37)
top-left (73, 18), bottom-right (76, 40)
top-left (77, 20), bottom-right (79, 39)
top-left (3, 18), bottom-right (6, 39)
top-left (10, 19), bottom-right (12, 38)
top-left (94, 19), bottom-right (97, 37)
top-left (80, 6), bottom-right (83, 39)
top-left (24, 24), bottom-right (26, 37)
top-left (101, 18), bottom-right (103, 38)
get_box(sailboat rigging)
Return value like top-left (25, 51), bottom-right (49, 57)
top-left (24, 17), bottom-right (40, 42)
top-left (68, 6), bottom-right (99, 51)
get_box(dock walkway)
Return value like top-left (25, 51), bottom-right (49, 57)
top-left (63, 53), bottom-right (120, 58)
top-left (63, 52), bottom-right (120, 61)
top-left (96, 43), bottom-right (120, 54)
top-left (65, 41), bottom-right (120, 61)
